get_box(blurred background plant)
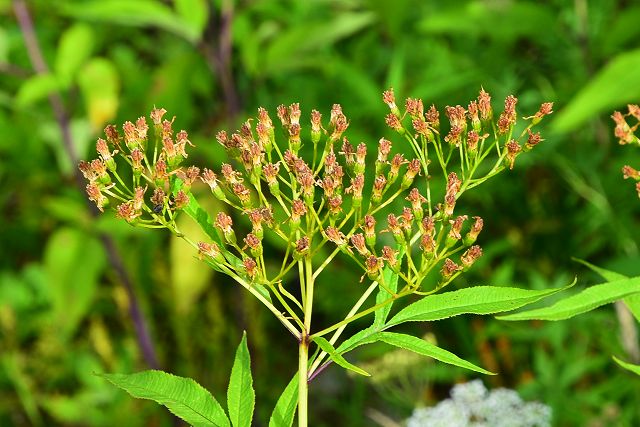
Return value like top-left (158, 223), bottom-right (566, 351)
top-left (1, 0), bottom-right (640, 426)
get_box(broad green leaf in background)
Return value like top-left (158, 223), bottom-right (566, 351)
top-left (312, 336), bottom-right (370, 377)
top-left (54, 24), bottom-right (94, 85)
top-left (44, 227), bottom-right (105, 340)
top-left (15, 73), bottom-right (65, 107)
top-left (497, 276), bottom-right (640, 321)
top-left (552, 49), bottom-right (640, 133)
top-left (386, 284), bottom-right (572, 327)
top-left (174, 0), bottom-right (209, 41)
top-left (170, 210), bottom-right (213, 315)
top-left (263, 11), bottom-right (376, 73)
top-left (61, 0), bottom-right (201, 43)
top-left (613, 356), bottom-right (640, 376)
top-left (102, 370), bottom-right (230, 427)
top-left (268, 375), bottom-right (298, 427)
top-left (227, 332), bottom-right (255, 427)
top-left (376, 332), bottom-right (495, 375)
top-left (77, 58), bottom-right (119, 130)
top-left (418, 1), bottom-right (555, 41)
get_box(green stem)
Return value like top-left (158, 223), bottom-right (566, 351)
top-left (298, 337), bottom-right (308, 427)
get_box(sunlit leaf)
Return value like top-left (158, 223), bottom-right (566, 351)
top-left (268, 375), bottom-right (298, 427)
top-left (387, 284), bottom-right (571, 327)
top-left (312, 337), bottom-right (370, 376)
top-left (613, 356), bottom-right (640, 376)
top-left (377, 332), bottom-right (495, 375)
top-left (55, 24), bottom-right (94, 84)
top-left (61, 0), bottom-right (200, 43)
top-left (497, 277), bottom-right (640, 321)
top-left (227, 332), bottom-right (255, 427)
top-left (552, 49), bottom-right (640, 133)
top-left (15, 73), bottom-right (65, 107)
top-left (101, 370), bottom-right (230, 427)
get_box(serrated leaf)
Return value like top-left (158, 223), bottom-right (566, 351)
top-left (377, 332), bottom-right (494, 375)
top-left (61, 0), bottom-right (200, 43)
top-left (387, 284), bottom-right (571, 327)
top-left (497, 276), bottom-right (640, 321)
top-left (552, 49), bottom-right (640, 133)
top-left (335, 325), bottom-right (383, 355)
top-left (101, 370), bottom-right (230, 427)
top-left (268, 375), bottom-right (298, 427)
top-left (15, 73), bottom-right (65, 107)
top-left (227, 332), bottom-right (254, 427)
top-left (312, 337), bottom-right (370, 376)
top-left (572, 258), bottom-right (640, 321)
top-left (572, 258), bottom-right (627, 282)
top-left (55, 24), bottom-right (94, 84)
top-left (613, 356), bottom-right (640, 376)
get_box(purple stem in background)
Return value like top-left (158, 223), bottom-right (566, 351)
top-left (13, 0), bottom-right (160, 370)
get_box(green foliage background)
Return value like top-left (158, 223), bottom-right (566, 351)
top-left (1, 0), bottom-right (640, 425)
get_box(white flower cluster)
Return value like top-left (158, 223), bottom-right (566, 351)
top-left (406, 380), bottom-right (551, 427)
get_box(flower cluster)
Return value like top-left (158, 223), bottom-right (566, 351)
top-left (406, 379), bottom-right (551, 427)
top-left (612, 105), bottom-right (640, 198)
top-left (80, 89), bottom-right (552, 297)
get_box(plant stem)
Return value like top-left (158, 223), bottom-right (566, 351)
top-left (298, 337), bottom-right (309, 427)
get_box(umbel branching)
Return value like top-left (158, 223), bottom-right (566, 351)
top-left (80, 88), bottom-right (552, 426)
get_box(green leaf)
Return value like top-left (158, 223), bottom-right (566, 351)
top-left (227, 332), bottom-right (255, 427)
top-left (572, 258), bottom-right (627, 282)
top-left (552, 49), bottom-right (640, 133)
top-left (497, 276), bottom-right (640, 321)
top-left (572, 258), bottom-right (640, 322)
top-left (372, 260), bottom-right (400, 329)
top-left (613, 356), bottom-right (640, 376)
top-left (268, 375), bottom-right (298, 427)
top-left (335, 325), bottom-right (384, 355)
top-left (377, 332), bottom-right (495, 375)
top-left (264, 11), bottom-right (375, 73)
top-left (44, 228), bottom-right (105, 340)
top-left (15, 73), bottom-right (65, 107)
top-left (61, 0), bottom-right (200, 43)
top-left (101, 370), bottom-right (230, 427)
top-left (387, 284), bottom-right (571, 327)
top-left (312, 337), bottom-right (370, 376)
top-left (175, 0), bottom-right (208, 40)
top-left (55, 24), bottom-right (94, 84)
top-left (77, 58), bottom-right (119, 129)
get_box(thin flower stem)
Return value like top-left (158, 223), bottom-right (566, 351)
top-left (308, 281), bottom-right (379, 376)
top-left (310, 289), bottom-right (412, 340)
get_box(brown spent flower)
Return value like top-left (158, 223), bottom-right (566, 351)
top-left (441, 258), bottom-right (462, 279)
top-left (381, 246), bottom-right (398, 267)
top-left (612, 111), bottom-right (636, 145)
top-left (365, 255), bottom-right (383, 279)
top-left (385, 113), bottom-right (404, 132)
top-left (243, 257), bottom-right (258, 280)
top-left (150, 107), bottom-right (167, 126)
top-left (505, 140), bottom-right (522, 170)
top-left (215, 212), bottom-right (233, 235)
top-left (461, 245), bottom-right (483, 269)
top-left (350, 233), bottom-right (369, 256)
top-left (197, 241), bottom-right (223, 262)
top-left (325, 226), bottom-right (347, 246)
top-left (382, 88), bottom-right (398, 114)
top-left (244, 233), bottom-right (261, 250)
top-left (295, 236), bottom-right (310, 255)
top-left (622, 165), bottom-right (640, 180)
top-left (448, 215), bottom-right (468, 241)
top-left (477, 88), bottom-right (492, 121)
top-left (525, 129), bottom-right (542, 150)
top-left (405, 97), bottom-right (424, 118)
top-left (425, 104), bottom-right (440, 128)
top-left (151, 187), bottom-right (166, 211)
top-left (86, 182), bottom-right (109, 211)
top-left (116, 202), bottom-right (139, 222)
top-left (174, 190), bottom-right (190, 210)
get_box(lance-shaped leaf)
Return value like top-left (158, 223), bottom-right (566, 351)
top-left (101, 370), bottom-right (230, 427)
top-left (268, 375), bottom-right (298, 427)
top-left (613, 356), bottom-right (640, 376)
top-left (377, 332), bottom-right (494, 375)
top-left (573, 258), bottom-right (640, 321)
top-left (312, 337), bottom-right (370, 376)
top-left (387, 284), bottom-right (571, 327)
top-left (227, 332), bottom-right (255, 427)
top-left (497, 277), bottom-right (640, 321)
